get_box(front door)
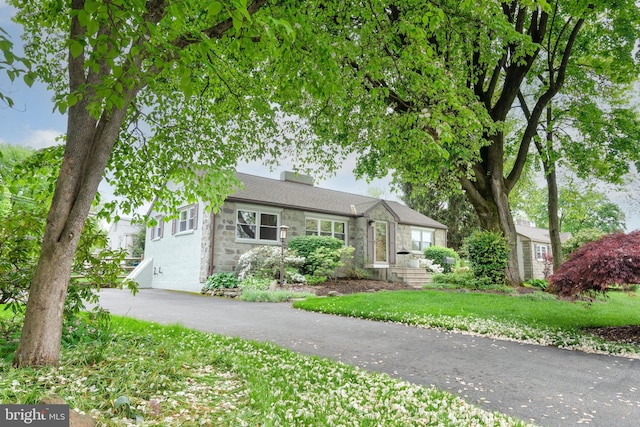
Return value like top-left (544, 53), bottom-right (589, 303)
top-left (374, 221), bottom-right (388, 265)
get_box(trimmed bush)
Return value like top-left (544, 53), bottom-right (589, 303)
top-left (288, 236), bottom-right (344, 275)
top-left (423, 246), bottom-right (458, 273)
top-left (463, 230), bottom-right (509, 285)
top-left (548, 231), bottom-right (640, 297)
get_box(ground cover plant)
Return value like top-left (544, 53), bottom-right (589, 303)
top-left (294, 290), bottom-right (640, 357)
top-left (0, 309), bottom-right (532, 426)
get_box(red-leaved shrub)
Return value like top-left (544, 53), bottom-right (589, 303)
top-left (547, 231), bottom-right (640, 297)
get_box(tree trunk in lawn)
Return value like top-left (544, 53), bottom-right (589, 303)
top-left (546, 167), bottom-right (563, 271)
top-left (12, 75), bottom-right (135, 367)
top-left (461, 151), bottom-right (521, 286)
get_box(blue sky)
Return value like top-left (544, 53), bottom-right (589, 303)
top-left (1, 1), bottom-right (638, 231)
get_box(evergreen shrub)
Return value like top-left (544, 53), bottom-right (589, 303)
top-left (463, 230), bottom-right (509, 285)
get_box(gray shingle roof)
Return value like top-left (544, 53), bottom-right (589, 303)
top-left (228, 172), bottom-right (447, 229)
top-left (516, 224), bottom-right (571, 243)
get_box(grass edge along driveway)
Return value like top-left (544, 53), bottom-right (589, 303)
top-left (0, 314), bottom-right (535, 426)
top-left (293, 289), bottom-right (640, 358)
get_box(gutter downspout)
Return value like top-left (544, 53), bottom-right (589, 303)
top-left (208, 210), bottom-right (216, 277)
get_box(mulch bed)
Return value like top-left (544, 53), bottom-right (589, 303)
top-left (583, 325), bottom-right (640, 347)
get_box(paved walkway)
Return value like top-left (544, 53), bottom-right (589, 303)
top-left (97, 288), bottom-right (640, 426)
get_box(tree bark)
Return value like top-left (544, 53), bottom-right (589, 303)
top-left (541, 104), bottom-right (563, 271)
top-left (461, 159), bottom-right (521, 286)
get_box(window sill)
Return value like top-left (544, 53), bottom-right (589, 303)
top-left (174, 229), bottom-right (195, 237)
top-left (235, 238), bottom-right (279, 245)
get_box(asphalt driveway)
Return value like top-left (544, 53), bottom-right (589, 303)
top-left (97, 288), bottom-right (640, 426)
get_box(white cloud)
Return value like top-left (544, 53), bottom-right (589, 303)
top-left (9, 129), bottom-right (63, 150)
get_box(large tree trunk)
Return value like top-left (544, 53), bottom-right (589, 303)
top-left (13, 101), bottom-right (130, 366)
top-left (13, 56), bottom-right (136, 367)
top-left (461, 135), bottom-right (521, 286)
top-left (12, 231), bottom-right (80, 366)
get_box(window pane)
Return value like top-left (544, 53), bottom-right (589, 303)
top-left (424, 231), bottom-right (432, 244)
top-left (334, 222), bottom-right (345, 233)
top-left (335, 233), bottom-right (345, 242)
top-left (237, 224), bottom-right (256, 239)
top-left (237, 211), bottom-right (256, 239)
top-left (411, 230), bottom-right (421, 251)
top-left (306, 219), bottom-right (318, 233)
top-left (238, 211), bottom-right (256, 225)
top-left (261, 213), bottom-right (278, 227)
top-left (259, 213), bottom-right (278, 241)
top-left (321, 220), bottom-right (332, 233)
top-left (260, 226), bottom-right (277, 241)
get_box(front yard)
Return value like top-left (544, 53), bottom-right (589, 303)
top-left (0, 312), bottom-right (533, 426)
top-left (294, 288), bottom-right (640, 357)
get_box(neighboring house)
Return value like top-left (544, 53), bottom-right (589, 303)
top-left (515, 222), bottom-right (571, 281)
top-left (138, 171), bottom-right (447, 292)
top-left (107, 217), bottom-right (143, 256)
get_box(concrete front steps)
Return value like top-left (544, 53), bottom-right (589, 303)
top-left (389, 267), bottom-right (432, 289)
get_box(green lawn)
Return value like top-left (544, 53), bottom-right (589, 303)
top-left (0, 309), bottom-right (532, 426)
top-left (294, 289), bottom-right (640, 356)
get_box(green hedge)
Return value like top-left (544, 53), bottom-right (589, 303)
top-left (463, 230), bottom-right (509, 285)
top-left (288, 236), bottom-right (344, 275)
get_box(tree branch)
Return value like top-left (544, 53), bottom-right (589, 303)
top-left (172, 0), bottom-right (268, 49)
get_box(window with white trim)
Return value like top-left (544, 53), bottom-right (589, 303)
top-left (236, 209), bottom-right (279, 242)
top-left (411, 228), bottom-right (433, 252)
top-left (305, 218), bottom-right (347, 242)
top-left (173, 204), bottom-right (198, 234)
top-left (151, 215), bottom-right (163, 240)
top-left (535, 244), bottom-right (549, 261)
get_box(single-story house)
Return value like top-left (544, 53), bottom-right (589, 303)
top-left (136, 171), bottom-right (447, 292)
top-left (516, 222), bottom-right (571, 281)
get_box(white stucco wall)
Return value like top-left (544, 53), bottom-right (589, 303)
top-left (144, 202), bottom-right (206, 293)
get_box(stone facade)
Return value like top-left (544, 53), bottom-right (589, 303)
top-left (142, 174), bottom-right (449, 291)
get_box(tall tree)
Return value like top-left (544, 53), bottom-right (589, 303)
top-left (515, 0), bottom-right (640, 270)
top-left (295, 0), bottom-right (639, 285)
top-left (516, 185), bottom-right (626, 234)
top-left (9, 0), bottom-right (344, 367)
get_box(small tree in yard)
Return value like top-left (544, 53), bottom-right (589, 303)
top-left (463, 231), bottom-right (509, 286)
top-left (9, 0), bottom-right (348, 367)
top-left (548, 231), bottom-right (640, 297)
